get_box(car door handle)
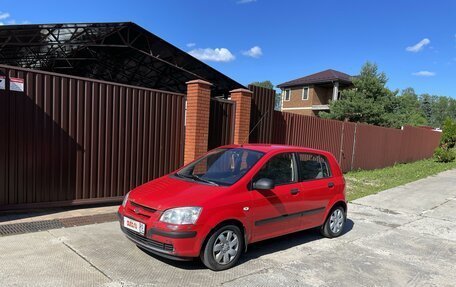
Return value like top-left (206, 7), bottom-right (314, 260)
top-left (290, 188), bottom-right (300, 195)
top-left (328, 182), bottom-right (335, 188)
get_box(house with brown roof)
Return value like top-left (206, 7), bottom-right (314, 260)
top-left (277, 69), bottom-right (354, 116)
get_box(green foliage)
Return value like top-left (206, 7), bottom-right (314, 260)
top-left (434, 147), bottom-right (456, 163)
top-left (440, 118), bottom-right (456, 149)
top-left (419, 95), bottom-right (456, 128)
top-left (320, 62), bottom-right (401, 127)
top-left (389, 88), bottom-right (428, 127)
top-left (249, 80), bottom-right (274, 90)
top-left (321, 61), bottom-right (455, 128)
top-left (433, 118), bottom-right (456, 163)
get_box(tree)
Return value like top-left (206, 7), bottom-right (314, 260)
top-left (440, 118), bottom-right (456, 149)
top-left (434, 118), bottom-right (456, 162)
top-left (419, 93), bottom-right (433, 124)
top-left (391, 88), bottom-right (428, 127)
top-left (320, 62), bottom-right (399, 127)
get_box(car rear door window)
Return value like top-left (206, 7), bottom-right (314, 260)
top-left (297, 153), bottom-right (331, 181)
top-left (254, 153), bottom-right (297, 185)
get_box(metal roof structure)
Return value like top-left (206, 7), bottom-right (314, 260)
top-left (278, 69), bottom-right (353, 88)
top-left (0, 22), bottom-right (243, 95)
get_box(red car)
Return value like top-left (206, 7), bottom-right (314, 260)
top-left (118, 144), bottom-right (347, 270)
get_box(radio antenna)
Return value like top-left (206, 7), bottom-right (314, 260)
top-left (241, 110), bottom-right (270, 145)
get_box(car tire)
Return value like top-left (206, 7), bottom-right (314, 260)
top-left (200, 225), bottom-right (244, 271)
top-left (321, 206), bottom-right (346, 238)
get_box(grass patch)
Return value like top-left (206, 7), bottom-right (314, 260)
top-left (345, 158), bottom-right (456, 201)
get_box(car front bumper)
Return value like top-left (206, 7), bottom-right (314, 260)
top-left (118, 209), bottom-right (203, 260)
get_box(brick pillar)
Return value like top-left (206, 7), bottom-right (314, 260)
top-left (184, 79), bottom-right (212, 164)
top-left (230, 88), bottom-right (253, 144)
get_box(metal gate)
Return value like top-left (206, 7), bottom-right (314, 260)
top-left (208, 97), bottom-right (235, 150)
top-left (248, 85), bottom-right (275, 143)
top-left (0, 65), bottom-right (185, 210)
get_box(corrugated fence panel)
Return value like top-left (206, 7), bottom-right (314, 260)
top-left (271, 112), bottom-right (343, 161)
top-left (0, 65), bottom-right (185, 210)
top-left (400, 125), bottom-right (441, 162)
top-left (208, 98), bottom-right (235, 150)
top-left (248, 85), bottom-right (275, 143)
top-left (339, 122), bottom-right (356, 172)
top-left (271, 111), bottom-right (441, 172)
top-left (352, 124), bottom-right (403, 170)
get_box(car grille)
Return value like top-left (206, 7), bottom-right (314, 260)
top-left (129, 201), bottom-right (157, 213)
top-left (122, 227), bottom-right (174, 252)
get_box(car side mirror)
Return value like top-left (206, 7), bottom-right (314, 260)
top-left (253, 178), bottom-right (275, 190)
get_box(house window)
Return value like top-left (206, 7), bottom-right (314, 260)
top-left (302, 87), bottom-right (309, 100)
top-left (284, 89), bottom-right (291, 101)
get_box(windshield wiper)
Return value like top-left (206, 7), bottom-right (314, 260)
top-left (176, 173), bottom-right (218, 186)
top-left (191, 174), bottom-right (219, 186)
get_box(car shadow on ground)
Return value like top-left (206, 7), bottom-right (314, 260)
top-left (138, 219), bottom-right (355, 271)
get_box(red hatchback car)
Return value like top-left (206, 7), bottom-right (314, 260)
top-left (118, 144), bottom-right (347, 270)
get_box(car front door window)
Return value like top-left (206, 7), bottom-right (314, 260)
top-left (254, 153), bottom-right (297, 185)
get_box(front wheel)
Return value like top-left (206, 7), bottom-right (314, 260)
top-left (200, 225), bottom-right (243, 271)
top-left (321, 206), bottom-right (346, 238)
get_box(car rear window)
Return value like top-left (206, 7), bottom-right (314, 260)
top-left (297, 153), bottom-right (331, 181)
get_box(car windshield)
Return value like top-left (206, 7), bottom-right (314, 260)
top-left (176, 148), bottom-right (264, 186)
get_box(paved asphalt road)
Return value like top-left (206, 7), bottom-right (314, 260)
top-left (1, 169), bottom-right (456, 287)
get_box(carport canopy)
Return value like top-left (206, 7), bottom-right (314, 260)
top-left (0, 22), bottom-right (243, 96)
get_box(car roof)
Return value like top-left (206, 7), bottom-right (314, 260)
top-left (218, 144), bottom-right (332, 156)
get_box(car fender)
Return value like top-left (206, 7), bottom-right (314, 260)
top-left (197, 206), bottom-right (250, 249)
top-left (322, 194), bottom-right (347, 224)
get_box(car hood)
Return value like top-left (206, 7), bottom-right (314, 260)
top-left (128, 175), bottom-right (226, 211)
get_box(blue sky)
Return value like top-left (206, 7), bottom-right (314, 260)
top-left (1, 0), bottom-right (455, 97)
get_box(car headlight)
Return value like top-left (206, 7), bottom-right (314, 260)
top-left (122, 192), bottom-right (130, 207)
top-left (160, 207), bottom-right (202, 225)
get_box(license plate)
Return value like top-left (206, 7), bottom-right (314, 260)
top-left (123, 216), bottom-right (146, 235)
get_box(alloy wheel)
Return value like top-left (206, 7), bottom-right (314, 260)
top-left (329, 208), bottom-right (344, 234)
top-left (212, 230), bottom-right (239, 265)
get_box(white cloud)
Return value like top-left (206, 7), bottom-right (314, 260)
top-left (242, 46), bottom-right (263, 58)
top-left (188, 48), bottom-right (235, 62)
top-left (406, 38), bottom-right (430, 52)
top-left (0, 12), bottom-right (28, 25)
top-left (0, 12), bottom-right (10, 20)
top-left (412, 71), bottom-right (436, 77)
top-left (186, 43), bottom-right (196, 48)
top-left (237, 0), bottom-right (256, 4)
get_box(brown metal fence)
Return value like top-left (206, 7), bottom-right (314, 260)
top-left (0, 65), bottom-right (185, 210)
top-left (271, 111), bottom-right (441, 172)
top-left (248, 85), bottom-right (275, 143)
top-left (208, 97), bottom-right (235, 150)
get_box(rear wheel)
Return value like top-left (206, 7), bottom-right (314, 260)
top-left (321, 206), bottom-right (346, 238)
top-left (200, 225), bottom-right (243, 271)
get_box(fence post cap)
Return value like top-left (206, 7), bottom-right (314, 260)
top-left (230, 88), bottom-right (253, 94)
top-left (186, 79), bottom-right (213, 86)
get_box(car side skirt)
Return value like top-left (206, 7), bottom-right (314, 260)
top-left (254, 207), bottom-right (326, 226)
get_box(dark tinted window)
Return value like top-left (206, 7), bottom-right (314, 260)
top-left (298, 153), bottom-right (331, 181)
top-left (254, 153), bottom-right (297, 185)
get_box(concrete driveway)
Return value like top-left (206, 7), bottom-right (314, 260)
top-left (1, 169), bottom-right (455, 287)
